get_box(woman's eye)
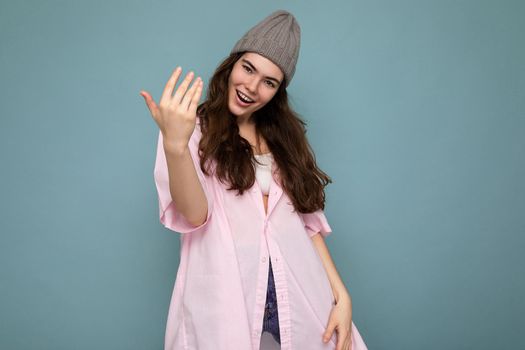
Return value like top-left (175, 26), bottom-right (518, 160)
top-left (242, 66), bottom-right (275, 87)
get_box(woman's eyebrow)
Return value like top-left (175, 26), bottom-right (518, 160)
top-left (241, 59), bottom-right (282, 84)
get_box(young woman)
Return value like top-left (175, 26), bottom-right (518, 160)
top-left (140, 10), bottom-right (368, 350)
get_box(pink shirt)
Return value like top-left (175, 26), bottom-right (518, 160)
top-left (154, 119), bottom-right (368, 350)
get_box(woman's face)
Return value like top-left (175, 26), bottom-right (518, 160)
top-left (227, 52), bottom-right (284, 122)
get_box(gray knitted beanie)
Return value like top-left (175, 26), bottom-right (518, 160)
top-left (230, 10), bottom-right (301, 87)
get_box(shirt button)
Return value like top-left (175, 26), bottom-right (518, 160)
top-left (261, 256), bottom-right (267, 262)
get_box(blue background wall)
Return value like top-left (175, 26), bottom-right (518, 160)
top-left (1, 0), bottom-right (523, 349)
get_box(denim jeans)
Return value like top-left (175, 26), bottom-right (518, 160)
top-left (262, 258), bottom-right (281, 345)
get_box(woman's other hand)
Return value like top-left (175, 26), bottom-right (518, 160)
top-left (323, 294), bottom-right (353, 350)
top-left (140, 67), bottom-right (203, 149)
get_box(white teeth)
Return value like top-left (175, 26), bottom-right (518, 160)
top-left (238, 91), bottom-right (254, 103)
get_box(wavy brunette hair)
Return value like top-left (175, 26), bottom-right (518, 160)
top-left (196, 51), bottom-right (332, 213)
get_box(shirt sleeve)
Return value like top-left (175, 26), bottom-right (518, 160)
top-left (299, 209), bottom-right (333, 238)
top-left (153, 121), bottom-right (214, 234)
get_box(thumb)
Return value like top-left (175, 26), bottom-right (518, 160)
top-left (139, 90), bottom-right (159, 117)
top-left (323, 319), bottom-right (336, 343)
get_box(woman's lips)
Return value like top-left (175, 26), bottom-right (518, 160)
top-left (236, 90), bottom-right (255, 106)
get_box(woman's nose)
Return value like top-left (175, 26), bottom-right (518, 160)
top-left (245, 78), bottom-right (258, 94)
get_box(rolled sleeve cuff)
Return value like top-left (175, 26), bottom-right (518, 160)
top-left (300, 209), bottom-right (333, 238)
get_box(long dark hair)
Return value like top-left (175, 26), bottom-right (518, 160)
top-left (196, 51), bottom-right (332, 213)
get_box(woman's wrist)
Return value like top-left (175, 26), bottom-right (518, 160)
top-left (163, 140), bottom-right (190, 155)
top-left (334, 287), bottom-right (351, 305)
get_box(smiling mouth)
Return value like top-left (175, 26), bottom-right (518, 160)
top-left (236, 90), bottom-right (255, 104)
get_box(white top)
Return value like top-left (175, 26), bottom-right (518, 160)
top-left (253, 152), bottom-right (273, 195)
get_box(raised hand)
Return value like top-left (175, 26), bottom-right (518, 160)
top-left (140, 67), bottom-right (203, 149)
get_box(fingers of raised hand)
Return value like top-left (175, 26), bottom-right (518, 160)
top-left (189, 79), bottom-right (204, 114)
top-left (172, 70), bottom-right (196, 106)
top-left (182, 77), bottom-right (203, 112)
top-left (160, 67), bottom-right (182, 106)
